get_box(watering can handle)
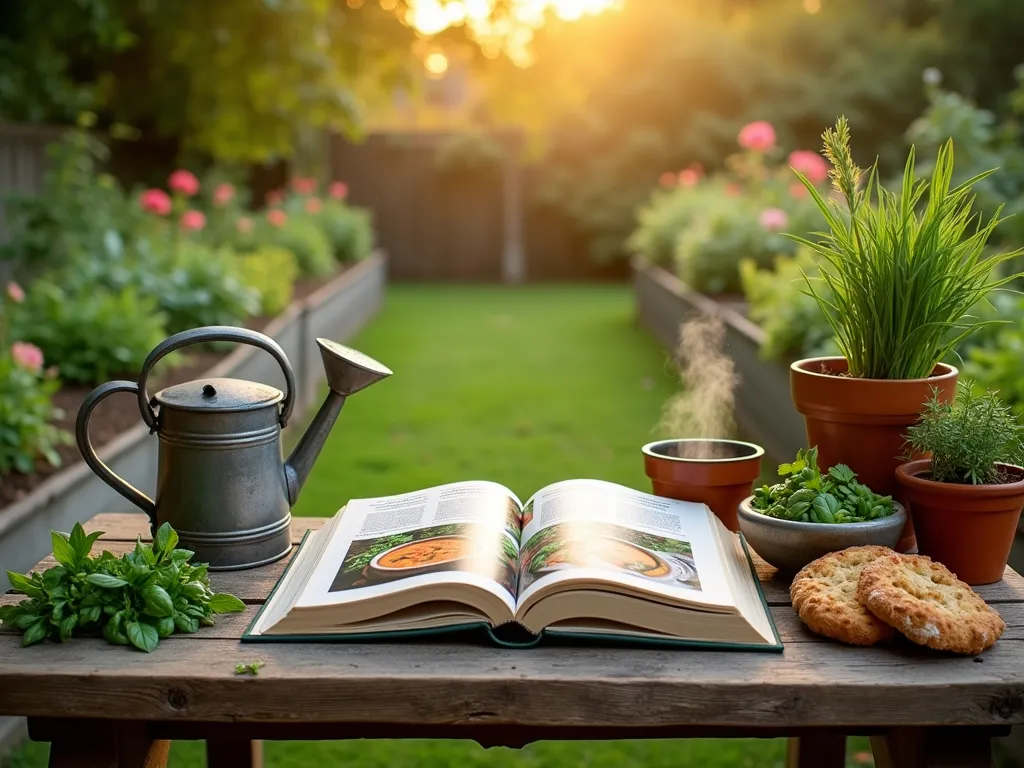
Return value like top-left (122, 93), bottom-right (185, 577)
top-left (76, 380), bottom-right (158, 530)
top-left (137, 326), bottom-right (296, 431)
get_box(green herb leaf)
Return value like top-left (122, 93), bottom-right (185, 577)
top-left (7, 571), bottom-right (43, 598)
top-left (22, 621), bottom-right (48, 647)
top-left (154, 523), bottom-right (178, 557)
top-left (173, 612), bottom-right (199, 634)
top-left (86, 573), bottom-right (129, 589)
top-left (142, 585), bottom-right (174, 618)
top-left (209, 594), bottom-right (245, 614)
top-left (126, 621), bottom-right (159, 653)
top-left (50, 530), bottom-right (76, 568)
top-left (59, 613), bottom-right (78, 641)
top-left (155, 616), bottom-right (175, 638)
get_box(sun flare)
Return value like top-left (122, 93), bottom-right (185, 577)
top-left (402, 0), bottom-right (621, 66)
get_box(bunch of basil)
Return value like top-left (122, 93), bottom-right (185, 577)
top-left (752, 447), bottom-right (895, 524)
top-left (1, 522), bottom-right (244, 652)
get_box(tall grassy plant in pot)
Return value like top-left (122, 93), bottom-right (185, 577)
top-left (897, 384), bottom-right (1024, 584)
top-left (788, 117), bottom-right (1022, 550)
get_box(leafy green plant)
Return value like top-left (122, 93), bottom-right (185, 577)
top-left (319, 202), bottom-right (375, 263)
top-left (904, 381), bottom-right (1024, 485)
top-left (235, 246), bottom-right (299, 316)
top-left (0, 349), bottom-right (69, 473)
top-left (739, 247), bottom-right (838, 362)
top-left (11, 279), bottom-right (167, 385)
top-left (0, 522), bottom-right (244, 651)
top-left (791, 116), bottom-right (1023, 380)
top-left (752, 447), bottom-right (895, 523)
top-left (267, 215), bottom-right (335, 277)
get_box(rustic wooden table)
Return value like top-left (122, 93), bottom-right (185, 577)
top-left (3, 513), bottom-right (1024, 768)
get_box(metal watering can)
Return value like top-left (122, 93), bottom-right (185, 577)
top-left (76, 326), bottom-right (392, 570)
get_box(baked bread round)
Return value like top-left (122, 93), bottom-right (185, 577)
top-left (790, 545), bottom-right (896, 646)
top-left (857, 553), bottom-right (1005, 655)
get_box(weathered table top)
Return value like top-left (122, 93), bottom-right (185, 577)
top-left (3, 513), bottom-right (1024, 732)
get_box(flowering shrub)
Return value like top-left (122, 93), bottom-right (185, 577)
top-left (318, 201), bottom-right (375, 262)
top-left (265, 215), bottom-right (334, 277)
top-left (0, 283), bottom-right (69, 473)
top-left (10, 279), bottom-right (167, 385)
top-left (630, 120), bottom-right (826, 294)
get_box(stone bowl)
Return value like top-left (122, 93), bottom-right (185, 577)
top-left (737, 496), bottom-right (907, 573)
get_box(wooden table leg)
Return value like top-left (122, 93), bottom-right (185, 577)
top-left (29, 719), bottom-right (169, 768)
top-left (872, 726), bottom-right (994, 768)
top-left (786, 734), bottom-right (846, 768)
top-left (206, 738), bottom-right (264, 768)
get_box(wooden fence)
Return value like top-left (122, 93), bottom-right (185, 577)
top-left (0, 123), bottom-right (65, 244)
top-left (330, 131), bottom-right (626, 283)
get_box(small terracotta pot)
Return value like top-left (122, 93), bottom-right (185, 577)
top-left (642, 439), bottom-right (764, 532)
top-left (790, 356), bottom-right (958, 552)
top-left (896, 460), bottom-right (1024, 585)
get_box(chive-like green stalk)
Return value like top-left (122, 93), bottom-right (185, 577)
top-left (789, 116), bottom-right (1023, 380)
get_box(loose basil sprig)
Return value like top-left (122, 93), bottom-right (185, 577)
top-left (751, 447), bottom-right (895, 524)
top-left (0, 521), bottom-right (244, 652)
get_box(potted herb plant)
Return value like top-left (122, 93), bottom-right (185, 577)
top-left (897, 383), bottom-right (1024, 585)
top-left (789, 117), bottom-right (1021, 550)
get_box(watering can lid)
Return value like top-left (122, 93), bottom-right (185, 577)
top-left (153, 377), bottom-right (283, 412)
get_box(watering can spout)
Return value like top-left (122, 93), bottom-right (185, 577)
top-left (284, 339), bottom-right (392, 505)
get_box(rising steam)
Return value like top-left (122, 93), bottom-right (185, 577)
top-left (657, 314), bottom-right (738, 459)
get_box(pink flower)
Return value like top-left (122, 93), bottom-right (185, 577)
top-left (329, 181), bottom-right (348, 200)
top-left (168, 169), bottom-right (199, 196)
top-left (213, 183), bottom-right (235, 207)
top-left (179, 210), bottom-right (206, 231)
top-left (659, 172), bottom-right (677, 189)
top-left (788, 150), bottom-right (829, 185)
top-left (267, 209), bottom-right (288, 228)
top-left (139, 188), bottom-right (172, 216)
top-left (759, 207), bottom-right (788, 231)
top-left (6, 282), bottom-right (24, 304)
top-left (266, 189), bottom-right (284, 206)
top-left (304, 197), bottom-right (323, 214)
top-left (789, 181), bottom-right (809, 200)
top-left (738, 121), bottom-right (776, 152)
top-left (678, 169), bottom-right (700, 187)
top-left (291, 177), bottom-right (317, 195)
top-left (235, 217), bottom-right (254, 235)
top-left (725, 183), bottom-right (742, 197)
top-left (11, 341), bottom-right (43, 373)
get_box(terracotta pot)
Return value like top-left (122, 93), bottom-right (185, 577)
top-left (642, 439), bottom-right (764, 532)
top-left (896, 460), bottom-right (1024, 585)
top-left (790, 356), bottom-right (958, 552)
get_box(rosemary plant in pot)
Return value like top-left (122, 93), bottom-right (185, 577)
top-left (788, 117), bottom-right (1022, 550)
top-left (897, 383), bottom-right (1024, 585)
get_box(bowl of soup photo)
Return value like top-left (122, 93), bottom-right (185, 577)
top-left (369, 535), bottom-right (475, 578)
top-left (536, 537), bottom-right (672, 580)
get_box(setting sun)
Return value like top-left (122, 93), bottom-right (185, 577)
top-left (402, 0), bottom-right (621, 65)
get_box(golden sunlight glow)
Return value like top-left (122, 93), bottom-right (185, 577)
top-left (404, 0), bottom-right (621, 66)
top-left (803, 0), bottom-right (821, 13)
top-left (424, 51), bottom-right (450, 76)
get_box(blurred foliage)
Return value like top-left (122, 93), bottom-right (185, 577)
top-left (235, 246), bottom-right (299, 317)
top-left (10, 280), bottom-right (166, 385)
top-left (265, 214), bottom-right (335, 277)
top-left (740, 247), bottom-right (838, 362)
top-left (0, 0), bottom-right (417, 162)
top-left (0, 350), bottom-right (68, 474)
top-left (318, 201), bottom-right (376, 262)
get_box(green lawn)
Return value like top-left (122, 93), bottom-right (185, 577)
top-left (4, 285), bottom-right (873, 768)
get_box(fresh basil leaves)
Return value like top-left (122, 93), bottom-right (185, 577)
top-left (0, 521), bottom-right (245, 652)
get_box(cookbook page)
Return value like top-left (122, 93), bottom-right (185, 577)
top-left (516, 479), bottom-right (736, 610)
top-left (297, 481), bottom-right (523, 615)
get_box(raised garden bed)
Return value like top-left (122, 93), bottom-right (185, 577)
top-left (0, 252), bottom-right (386, 594)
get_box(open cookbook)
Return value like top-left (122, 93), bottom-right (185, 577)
top-left (243, 479), bottom-right (781, 650)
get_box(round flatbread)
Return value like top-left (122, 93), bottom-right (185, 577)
top-left (790, 546), bottom-right (896, 646)
top-left (857, 553), bottom-right (1004, 656)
